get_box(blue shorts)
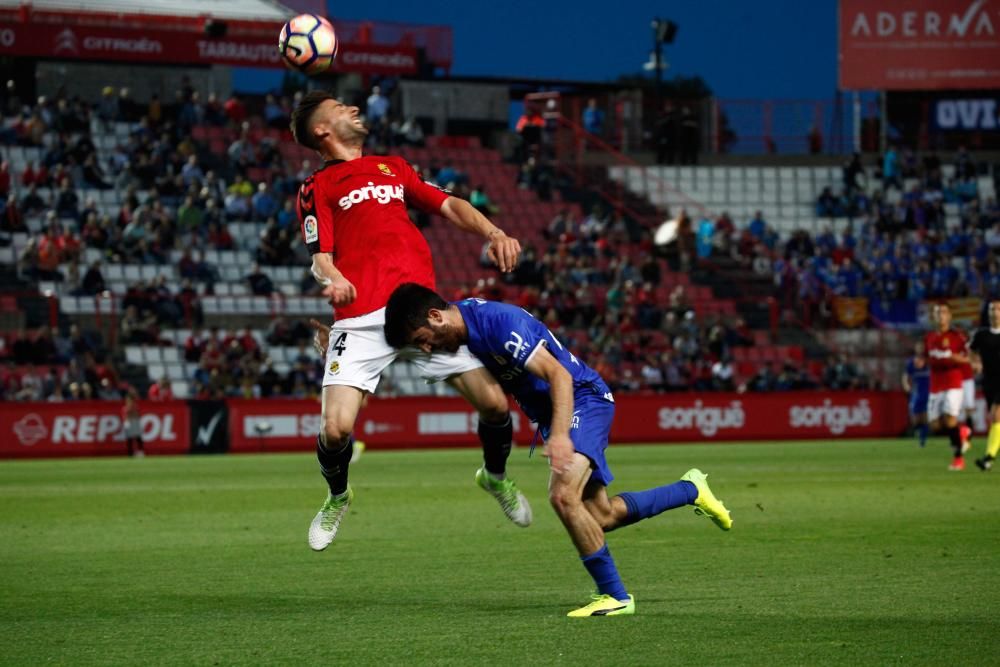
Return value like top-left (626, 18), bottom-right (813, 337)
top-left (541, 391), bottom-right (616, 486)
top-left (909, 391), bottom-right (929, 416)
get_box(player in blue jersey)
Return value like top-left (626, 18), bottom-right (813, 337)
top-left (384, 283), bottom-right (733, 617)
top-left (902, 340), bottom-right (931, 447)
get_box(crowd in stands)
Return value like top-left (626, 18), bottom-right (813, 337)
top-left (683, 147), bottom-right (999, 327)
top-left (1, 77), bottom-right (946, 401)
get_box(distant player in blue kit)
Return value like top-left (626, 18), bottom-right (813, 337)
top-left (385, 283), bottom-right (733, 617)
top-left (902, 340), bottom-right (931, 447)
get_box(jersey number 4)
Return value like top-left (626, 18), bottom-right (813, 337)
top-left (333, 332), bottom-right (348, 356)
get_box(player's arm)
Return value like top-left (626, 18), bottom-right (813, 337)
top-left (299, 178), bottom-right (355, 306)
top-left (901, 370), bottom-right (912, 393)
top-left (311, 253), bottom-right (356, 306)
top-left (524, 343), bottom-right (575, 474)
top-left (399, 159), bottom-right (520, 272)
top-left (969, 334), bottom-right (983, 374)
top-left (439, 197), bottom-right (521, 273)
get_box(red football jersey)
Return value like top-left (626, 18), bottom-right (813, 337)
top-left (298, 155), bottom-right (448, 320)
top-left (924, 328), bottom-right (968, 392)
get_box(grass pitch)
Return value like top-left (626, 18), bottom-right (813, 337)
top-left (1, 439), bottom-right (998, 666)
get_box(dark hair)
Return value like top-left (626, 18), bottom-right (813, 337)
top-left (384, 283), bottom-right (449, 349)
top-left (290, 89), bottom-right (335, 151)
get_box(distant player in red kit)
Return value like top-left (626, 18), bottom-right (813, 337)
top-left (924, 303), bottom-right (971, 470)
top-left (290, 90), bottom-right (533, 550)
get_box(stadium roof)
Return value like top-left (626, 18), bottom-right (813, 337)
top-left (0, 0), bottom-right (293, 21)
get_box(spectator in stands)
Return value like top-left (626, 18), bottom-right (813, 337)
top-left (223, 94), bottom-right (247, 126)
top-left (822, 353), bottom-right (863, 390)
top-left (395, 116), bottom-right (425, 147)
top-left (515, 102), bottom-right (545, 161)
top-left (748, 210), bottom-right (767, 241)
top-left (75, 260), bottom-right (106, 296)
top-left (54, 177), bottom-right (79, 221)
top-left (120, 305), bottom-right (158, 345)
top-left (469, 184), bottom-right (498, 216)
top-left (954, 145), bottom-right (976, 182)
top-left (252, 183), bottom-right (279, 221)
top-left (263, 94), bottom-right (289, 129)
top-left (181, 155), bottom-right (204, 188)
top-left (0, 160), bottom-right (10, 199)
top-left (582, 98), bottom-right (604, 137)
top-left (2, 193), bottom-right (25, 232)
top-left (816, 187), bottom-right (839, 218)
top-left (843, 152), bottom-right (864, 195)
top-left (882, 144), bottom-right (901, 192)
top-left (365, 85), bottom-right (390, 125)
top-left (246, 263), bottom-right (275, 296)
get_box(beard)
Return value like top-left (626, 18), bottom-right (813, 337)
top-left (336, 117), bottom-right (369, 143)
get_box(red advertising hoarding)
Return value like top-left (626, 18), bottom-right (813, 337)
top-left (0, 392), bottom-right (918, 458)
top-left (0, 21), bottom-right (418, 74)
top-left (0, 400), bottom-right (190, 458)
top-left (227, 392), bottom-right (911, 453)
top-left (839, 0), bottom-right (1000, 90)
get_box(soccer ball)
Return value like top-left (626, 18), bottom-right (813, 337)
top-left (278, 14), bottom-right (338, 75)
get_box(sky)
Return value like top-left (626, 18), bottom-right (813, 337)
top-left (319, 0), bottom-right (839, 100)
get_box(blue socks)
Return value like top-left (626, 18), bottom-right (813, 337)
top-left (581, 544), bottom-right (628, 601)
top-left (618, 480), bottom-right (698, 526)
top-left (917, 423), bottom-right (928, 448)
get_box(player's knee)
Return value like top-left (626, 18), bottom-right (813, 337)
top-left (475, 392), bottom-right (509, 423)
top-left (548, 486), bottom-right (582, 517)
top-left (478, 405), bottom-right (509, 424)
top-left (320, 418), bottom-right (352, 451)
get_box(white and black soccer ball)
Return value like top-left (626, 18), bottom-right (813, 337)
top-left (278, 14), bottom-right (338, 75)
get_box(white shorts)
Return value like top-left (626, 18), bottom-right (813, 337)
top-left (962, 379), bottom-right (976, 411)
top-left (321, 307), bottom-right (483, 393)
top-left (928, 388), bottom-right (964, 422)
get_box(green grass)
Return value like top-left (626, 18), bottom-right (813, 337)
top-left (1, 439), bottom-right (998, 666)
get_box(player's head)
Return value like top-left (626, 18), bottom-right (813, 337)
top-left (385, 283), bottom-right (463, 353)
top-left (914, 340), bottom-right (924, 356)
top-left (934, 302), bottom-right (951, 330)
top-left (989, 300), bottom-right (1000, 328)
top-left (290, 90), bottom-right (367, 153)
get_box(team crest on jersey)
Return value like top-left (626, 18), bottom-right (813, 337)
top-left (329, 360), bottom-right (340, 374)
top-left (377, 163), bottom-right (394, 176)
top-left (942, 336), bottom-right (949, 346)
top-left (304, 215), bottom-right (318, 243)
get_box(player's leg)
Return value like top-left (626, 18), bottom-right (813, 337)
top-left (942, 389), bottom-right (966, 471)
top-left (309, 384), bottom-right (366, 551)
top-left (309, 320), bottom-right (393, 551)
top-left (584, 469), bottom-right (732, 532)
top-left (963, 379), bottom-right (976, 431)
top-left (550, 453), bottom-right (633, 617)
top-left (976, 397), bottom-right (1000, 471)
top-left (548, 397), bottom-right (633, 616)
top-left (413, 349), bottom-right (531, 526)
top-left (915, 411), bottom-right (929, 448)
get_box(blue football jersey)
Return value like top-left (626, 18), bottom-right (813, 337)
top-left (455, 298), bottom-right (612, 426)
top-left (905, 357), bottom-right (930, 397)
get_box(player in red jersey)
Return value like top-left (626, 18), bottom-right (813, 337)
top-left (290, 90), bottom-right (533, 550)
top-left (924, 303), bottom-right (971, 470)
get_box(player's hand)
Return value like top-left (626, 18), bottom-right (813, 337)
top-left (486, 231), bottom-right (521, 273)
top-left (321, 275), bottom-right (357, 306)
top-left (308, 318), bottom-right (330, 355)
top-left (543, 433), bottom-right (575, 476)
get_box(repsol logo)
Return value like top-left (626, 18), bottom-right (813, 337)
top-left (338, 183), bottom-right (404, 210)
